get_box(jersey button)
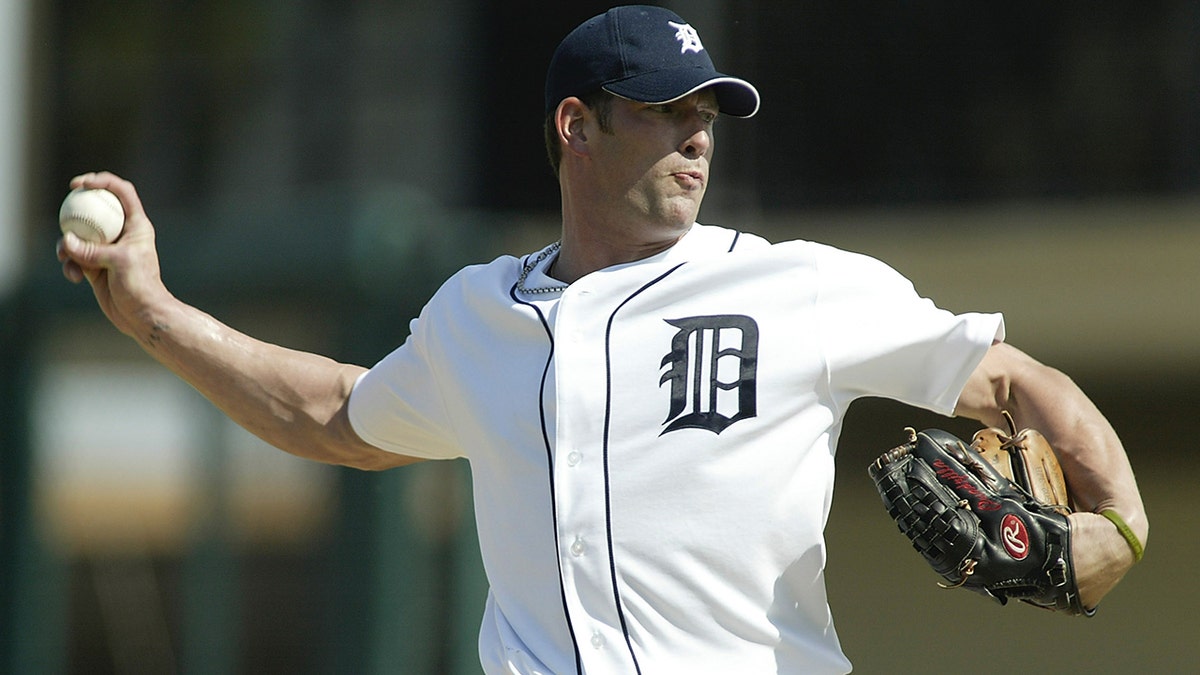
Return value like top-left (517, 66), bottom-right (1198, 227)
top-left (567, 451), bottom-right (582, 466)
top-left (570, 536), bottom-right (586, 557)
top-left (590, 631), bottom-right (605, 649)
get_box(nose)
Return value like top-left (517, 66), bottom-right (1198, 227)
top-left (680, 126), bottom-right (712, 159)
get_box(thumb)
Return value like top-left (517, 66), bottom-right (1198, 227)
top-left (61, 230), bottom-right (112, 268)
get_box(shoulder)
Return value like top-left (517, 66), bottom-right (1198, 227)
top-left (690, 223), bottom-right (885, 269)
top-left (445, 253), bottom-right (524, 286)
top-left (415, 247), bottom-right (562, 329)
top-left (756, 237), bottom-right (916, 290)
top-left (692, 224), bottom-right (899, 275)
top-left (427, 253), bottom-right (527, 305)
top-left (698, 231), bottom-right (922, 305)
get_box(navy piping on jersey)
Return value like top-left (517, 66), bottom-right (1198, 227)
top-left (504, 229), bottom-right (743, 673)
top-left (601, 262), bottom-right (689, 673)
top-left (726, 229), bottom-right (741, 252)
top-left (596, 230), bottom-right (741, 669)
top-left (510, 274), bottom-right (584, 675)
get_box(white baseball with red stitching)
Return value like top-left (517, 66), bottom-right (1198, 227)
top-left (59, 188), bottom-right (125, 244)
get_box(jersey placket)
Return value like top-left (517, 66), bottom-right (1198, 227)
top-left (550, 281), bottom-right (641, 673)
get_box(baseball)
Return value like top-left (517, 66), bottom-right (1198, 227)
top-left (59, 188), bottom-right (125, 244)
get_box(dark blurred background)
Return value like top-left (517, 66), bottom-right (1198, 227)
top-left (2, 1), bottom-right (1197, 673)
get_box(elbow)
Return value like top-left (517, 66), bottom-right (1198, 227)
top-left (271, 419), bottom-right (419, 471)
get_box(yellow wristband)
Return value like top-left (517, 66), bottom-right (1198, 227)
top-left (1100, 509), bottom-right (1144, 563)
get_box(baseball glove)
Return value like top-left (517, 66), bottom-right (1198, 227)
top-left (970, 411), bottom-right (1071, 514)
top-left (867, 417), bottom-right (1091, 615)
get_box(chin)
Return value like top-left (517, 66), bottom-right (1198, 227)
top-left (669, 205), bottom-right (702, 229)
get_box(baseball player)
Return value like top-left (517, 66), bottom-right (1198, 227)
top-left (57, 6), bottom-right (1146, 674)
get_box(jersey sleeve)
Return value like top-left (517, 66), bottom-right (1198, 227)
top-left (813, 244), bottom-right (1005, 416)
top-left (347, 306), bottom-right (464, 460)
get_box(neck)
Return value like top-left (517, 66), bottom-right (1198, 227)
top-left (552, 224), bottom-right (692, 284)
top-left (554, 185), bottom-right (696, 284)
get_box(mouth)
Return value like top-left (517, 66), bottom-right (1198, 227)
top-left (672, 170), bottom-right (705, 189)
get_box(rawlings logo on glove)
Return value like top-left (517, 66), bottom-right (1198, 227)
top-left (868, 414), bottom-right (1093, 616)
top-left (1002, 514), bottom-right (1029, 559)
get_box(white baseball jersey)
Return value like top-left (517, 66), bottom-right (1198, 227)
top-left (349, 224), bottom-right (1004, 674)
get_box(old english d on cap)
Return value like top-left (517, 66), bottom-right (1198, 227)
top-left (545, 5), bottom-right (760, 118)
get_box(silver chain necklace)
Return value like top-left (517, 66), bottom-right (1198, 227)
top-left (516, 241), bottom-right (568, 295)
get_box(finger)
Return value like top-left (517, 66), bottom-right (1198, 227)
top-left (65, 171), bottom-right (147, 242)
top-left (62, 258), bottom-right (85, 284)
top-left (56, 237), bottom-right (84, 283)
top-left (67, 171), bottom-right (147, 227)
top-left (68, 172), bottom-right (96, 190)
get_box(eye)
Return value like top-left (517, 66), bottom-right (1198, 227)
top-left (699, 110), bottom-right (718, 125)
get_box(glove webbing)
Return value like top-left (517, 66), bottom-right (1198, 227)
top-left (879, 466), bottom-right (970, 573)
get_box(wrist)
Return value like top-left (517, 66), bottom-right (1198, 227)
top-left (1098, 508), bottom-right (1145, 563)
top-left (128, 291), bottom-right (187, 351)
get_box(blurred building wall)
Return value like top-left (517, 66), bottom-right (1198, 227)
top-left (5, 1), bottom-right (1198, 673)
top-left (0, 0), bottom-right (31, 296)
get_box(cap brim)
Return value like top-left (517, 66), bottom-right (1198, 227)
top-left (604, 70), bottom-right (760, 118)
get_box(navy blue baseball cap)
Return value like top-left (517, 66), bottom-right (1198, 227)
top-left (545, 5), bottom-right (760, 118)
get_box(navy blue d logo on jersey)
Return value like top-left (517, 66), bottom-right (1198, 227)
top-left (659, 315), bottom-right (759, 435)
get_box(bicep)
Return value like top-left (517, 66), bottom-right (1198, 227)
top-left (954, 341), bottom-right (1119, 502)
top-left (265, 360), bottom-right (426, 471)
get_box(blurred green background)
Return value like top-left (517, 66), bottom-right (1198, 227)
top-left (2, 1), bottom-right (1197, 673)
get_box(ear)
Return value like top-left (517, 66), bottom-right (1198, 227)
top-left (556, 97), bottom-right (591, 159)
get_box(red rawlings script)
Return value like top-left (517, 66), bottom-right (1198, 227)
top-left (932, 459), bottom-right (1002, 511)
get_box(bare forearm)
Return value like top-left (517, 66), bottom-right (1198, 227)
top-left (56, 172), bottom-right (412, 470)
top-left (1013, 386), bottom-right (1145, 536)
top-left (956, 343), bottom-right (1148, 607)
top-left (956, 343), bottom-right (1147, 542)
top-left (130, 294), bottom-right (405, 469)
